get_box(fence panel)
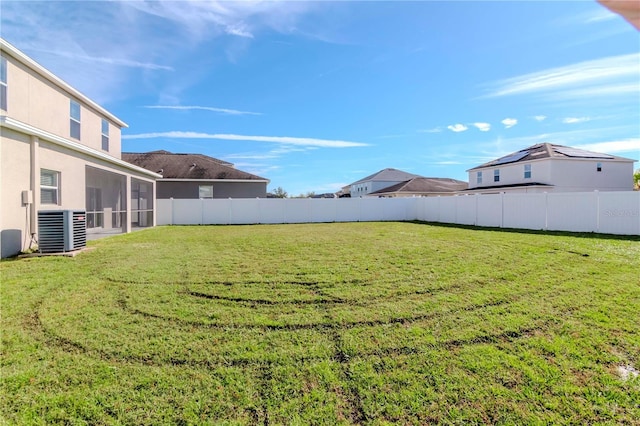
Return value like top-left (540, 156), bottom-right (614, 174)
top-left (310, 199), bottom-right (338, 223)
top-left (437, 197), bottom-right (458, 223)
top-left (422, 197), bottom-right (440, 222)
top-left (201, 198), bottom-right (229, 224)
top-left (254, 199), bottom-right (283, 224)
top-left (503, 193), bottom-right (547, 231)
top-left (455, 196), bottom-right (477, 225)
top-left (156, 199), bottom-right (173, 225)
top-left (172, 199), bottom-right (204, 225)
top-left (223, 199), bottom-right (257, 224)
top-left (476, 194), bottom-right (502, 228)
top-left (598, 192), bottom-right (640, 235)
top-left (547, 192), bottom-right (598, 232)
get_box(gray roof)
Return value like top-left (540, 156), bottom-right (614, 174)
top-left (468, 143), bottom-right (635, 171)
top-left (122, 150), bottom-right (268, 181)
top-left (370, 177), bottom-right (468, 195)
top-left (350, 168), bottom-right (422, 185)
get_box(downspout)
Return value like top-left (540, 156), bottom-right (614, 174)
top-left (30, 135), bottom-right (39, 237)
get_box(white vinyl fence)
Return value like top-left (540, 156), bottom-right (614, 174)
top-left (157, 191), bottom-right (640, 235)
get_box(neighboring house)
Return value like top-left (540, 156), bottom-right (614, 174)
top-left (349, 168), bottom-right (422, 197)
top-left (123, 150), bottom-right (269, 199)
top-left (369, 177), bottom-right (468, 197)
top-left (466, 143), bottom-right (636, 194)
top-left (0, 38), bottom-right (160, 258)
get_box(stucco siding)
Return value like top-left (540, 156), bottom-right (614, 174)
top-left (468, 160), bottom-right (553, 189)
top-left (0, 128), bottom-right (32, 257)
top-left (3, 52), bottom-right (122, 157)
top-left (549, 159), bottom-right (634, 191)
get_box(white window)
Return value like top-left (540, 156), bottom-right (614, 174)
top-left (199, 185), bottom-right (213, 199)
top-left (596, 162), bottom-right (602, 172)
top-left (494, 169), bottom-right (500, 182)
top-left (101, 119), bottom-right (109, 151)
top-left (70, 100), bottom-right (81, 139)
top-left (40, 169), bottom-right (60, 205)
top-left (477, 171), bottom-right (483, 184)
top-left (524, 164), bottom-right (531, 179)
top-left (0, 56), bottom-right (7, 111)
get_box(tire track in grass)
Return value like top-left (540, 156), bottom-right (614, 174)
top-left (313, 285), bottom-right (367, 425)
top-left (23, 298), bottom-right (551, 372)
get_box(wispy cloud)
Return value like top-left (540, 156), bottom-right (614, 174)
top-left (501, 118), bottom-right (518, 129)
top-left (472, 122), bottom-right (491, 132)
top-left (144, 105), bottom-right (262, 116)
top-left (533, 115), bottom-right (547, 122)
top-left (482, 53), bottom-right (640, 99)
top-left (574, 139), bottom-right (640, 155)
top-left (29, 48), bottom-right (173, 71)
top-left (562, 117), bottom-right (591, 124)
top-left (418, 127), bottom-right (443, 133)
top-left (123, 131), bottom-right (369, 148)
top-left (447, 124), bottom-right (468, 133)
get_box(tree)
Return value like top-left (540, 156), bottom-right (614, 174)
top-left (634, 169), bottom-right (640, 190)
top-left (271, 186), bottom-right (288, 198)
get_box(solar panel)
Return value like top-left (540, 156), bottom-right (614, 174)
top-left (494, 150), bottom-right (529, 165)
top-left (554, 146), bottom-right (613, 159)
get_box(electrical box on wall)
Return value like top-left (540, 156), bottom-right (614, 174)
top-left (21, 190), bottom-right (33, 205)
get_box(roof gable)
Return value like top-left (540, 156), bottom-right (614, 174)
top-left (122, 151), bottom-right (267, 181)
top-left (351, 168), bottom-right (422, 185)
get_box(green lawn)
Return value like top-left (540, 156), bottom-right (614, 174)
top-left (2, 222), bottom-right (639, 424)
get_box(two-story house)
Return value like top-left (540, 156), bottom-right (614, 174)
top-left (0, 38), bottom-right (160, 258)
top-left (466, 143), bottom-right (636, 194)
top-left (349, 168), bottom-right (422, 197)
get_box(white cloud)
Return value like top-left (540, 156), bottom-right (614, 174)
top-left (544, 83), bottom-right (640, 100)
top-left (123, 131), bottom-right (369, 148)
top-left (574, 139), bottom-right (640, 155)
top-left (534, 115), bottom-right (547, 122)
top-left (447, 124), bottom-right (468, 133)
top-left (419, 127), bottom-right (443, 133)
top-left (472, 122), bottom-right (491, 132)
top-left (562, 117), bottom-right (591, 124)
top-left (144, 105), bottom-right (262, 115)
top-left (483, 53), bottom-right (640, 98)
top-left (501, 118), bottom-right (518, 129)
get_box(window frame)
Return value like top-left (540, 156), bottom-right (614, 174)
top-left (0, 55), bottom-right (7, 111)
top-left (524, 164), bottom-right (531, 179)
top-left (199, 185), bottom-right (214, 199)
top-left (476, 171), bottom-right (483, 185)
top-left (596, 162), bottom-right (602, 172)
top-left (40, 169), bottom-right (61, 205)
top-left (493, 169), bottom-right (500, 182)
top-left (101, 119), bottom-right (109, 151)
top-left (70, 100), bottom-right (81, 139)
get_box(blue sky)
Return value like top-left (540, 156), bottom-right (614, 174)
top-left (2, 1), bottom-right (639, 195)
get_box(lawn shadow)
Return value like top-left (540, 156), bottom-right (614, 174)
top-left (407, 220), bottom-right (640, 242)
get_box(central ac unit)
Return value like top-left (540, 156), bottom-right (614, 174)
top-left (38, 210), bottom-right (87, 253)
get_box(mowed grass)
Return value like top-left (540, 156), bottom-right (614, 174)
top-left (1, 222), bottom-right (639, 425)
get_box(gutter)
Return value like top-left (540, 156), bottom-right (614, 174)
top-left (160, 178), bottom-right (271, 183)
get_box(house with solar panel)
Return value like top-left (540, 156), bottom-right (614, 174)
top-left (465, 143), bottom-right (636, 193)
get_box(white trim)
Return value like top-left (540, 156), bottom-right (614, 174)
top-left (0, 38), bottom-right (128, 128)
top-left (1, 115), bottom-right (161, 179)
top-left (160, 178), bottom-right (271, 183)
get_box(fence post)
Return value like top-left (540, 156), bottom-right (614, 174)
top-left (170, 197), bottom-right (174, 225)
top-left (594, 190), bottom-right (600, 233)
top-left (500, 192), bottom-right (505, 229)
top-left (544, 192), bottom-right (548, 231)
